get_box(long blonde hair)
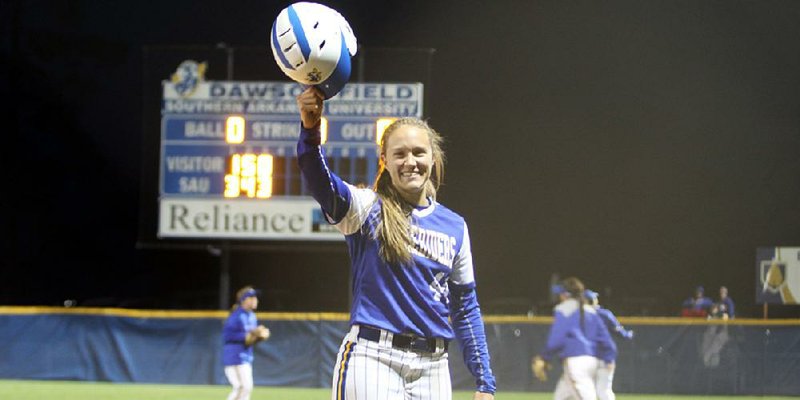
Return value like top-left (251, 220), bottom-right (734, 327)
top-left (373, 118), bottom-right (445, 265)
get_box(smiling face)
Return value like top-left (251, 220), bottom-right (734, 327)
top-left (381, 125), bottom-right (434, 206)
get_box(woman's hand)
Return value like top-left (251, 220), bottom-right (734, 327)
top-left (296, 87), bottom-right (325, 128)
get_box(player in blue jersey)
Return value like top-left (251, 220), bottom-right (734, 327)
top-left (222, 286), bottom-right (270, 400)
top-left (296, 87), bottom-right (495, 400)
top-left (681, 286), bottom-right (713, 317)
top-left (585, 290), bottom-right (633, 400)
top-left (710, 286), bottom-right (735, 319)
top-left (532, 278), bottom-right (616, 400)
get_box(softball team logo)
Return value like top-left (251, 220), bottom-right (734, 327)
top-left (170, 60), bottom-right (207, 98)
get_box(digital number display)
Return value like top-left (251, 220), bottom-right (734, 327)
top-left (158, 77), bottom-right (423, 240)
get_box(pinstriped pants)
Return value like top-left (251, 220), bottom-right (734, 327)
top-left (331, 325), bottom-right (452, 400)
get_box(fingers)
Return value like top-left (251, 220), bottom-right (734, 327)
top-left (296, 87), bottom-right (324, 128)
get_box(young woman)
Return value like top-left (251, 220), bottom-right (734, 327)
top-left (532, 278), bottom-right (615, 400)
top-left (296, 87), bottom-right (495, 400)
top-left (585, 289), bottom-right (634, 400)
top-left (222, 286), bottom-right (270, 400)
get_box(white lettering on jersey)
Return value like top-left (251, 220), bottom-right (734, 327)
top-left (410, 226), bottom-right (457, 267)
top-left (429, 272), bottom-right (450, 303)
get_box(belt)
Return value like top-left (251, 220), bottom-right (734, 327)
top-left (357, 325), bottom-right (448, 353)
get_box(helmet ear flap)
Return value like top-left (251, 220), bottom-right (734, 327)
top-left (270, 2), bottom-right (358, 99)
top-left (338, 12), bottom-right (358, 57)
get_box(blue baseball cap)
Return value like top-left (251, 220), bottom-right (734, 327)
top-left (238, 288), bottom-right (261, 304)
top-left (584, 290), bottom-right (599, 302)
top-left (551, 284), bottom-right (567, 296)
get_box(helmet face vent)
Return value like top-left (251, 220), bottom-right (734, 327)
top-left (279, 27), bottom-right (291, 37)
top-left (284, 43), bottom-right (295, 52)
top-left (314, 21), bottom-right (319, 29)
top-left (319, 40), bottom-right (326, 49)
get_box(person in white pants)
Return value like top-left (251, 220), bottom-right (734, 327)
top-left (585, 289), bottom-right (634, 400)
top-left (532, 278), bottom-right (616, 400)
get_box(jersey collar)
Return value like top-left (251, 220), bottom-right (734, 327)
top-left (411, 197), bottom-right (436, 218)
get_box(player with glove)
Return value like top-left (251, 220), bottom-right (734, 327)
top-left (585, 290), bottom-right (633, 400)
top-left (222, 286), bottom-right (271, 400)
top-left (533, 278), bottom-right (616, 400)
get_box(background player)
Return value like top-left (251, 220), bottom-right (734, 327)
top-left (222, 286), bottom-right (270, 400)
top-left (681, 286), bottom-right (713, 317)
top-left (585, 289), bottom-right (633, 400)
top-left (296, 87), bottom-right (495, 400)
top-left (710, 286), bottom-right (735, 319)
top-left (532, 278), bottom-right (616, 400)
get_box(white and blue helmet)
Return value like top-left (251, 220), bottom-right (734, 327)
top-left (270, 2), bottom-right (358, 99)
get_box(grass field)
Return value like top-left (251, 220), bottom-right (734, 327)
top-left (0, 380), bottom-right (796, 400)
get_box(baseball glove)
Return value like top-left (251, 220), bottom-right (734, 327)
top-left (532, 356), bottom-right (551, 382)
top-left (245, 325), bottom-right (271, 345)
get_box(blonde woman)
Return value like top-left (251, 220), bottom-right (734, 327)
top-left (296, 87), bottom-right (495, 400)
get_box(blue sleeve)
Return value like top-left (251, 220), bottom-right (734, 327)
top-left (595, 317), bottom-right (618, 363)
top-left (296, 124), bottom-right (352, 223)
top-left (599, 308), bottom-right (633, 340)
top-left (449, 284), bottom-right (496, 395)
top-left (541, 312), bottom-right (567, 361)
top-left (222, 312), bottom-right (247, 343)
top-left (726, 298), bottom-right (735, 318)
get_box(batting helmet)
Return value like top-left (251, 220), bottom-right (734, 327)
top-left (270, 2), bottom-right (358, 99)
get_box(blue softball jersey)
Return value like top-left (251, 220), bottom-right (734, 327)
top-left (222, 307), bottom-right (258, 366)
top-left (541, 298), bottom-right (617, 363)
top-left (297, 125), bottom-right (496, 394)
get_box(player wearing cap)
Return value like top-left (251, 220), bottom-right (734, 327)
top-left (585, 289), bottom-right (633, 400)
top-left (532, 278), bottom-right (616, 400)
top-left (222, 286), bottom-right (270, 400)
top-left (710, 286), bottom-right (735, 320)
top-left (296, 87), bottom-right (495, 400)
top-left (681, 286), bottom-right (713, 317)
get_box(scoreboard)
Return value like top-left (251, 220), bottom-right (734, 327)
top-left (158, 63), bottom-right (423, 240)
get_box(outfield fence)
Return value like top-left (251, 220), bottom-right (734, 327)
top-left (1, 307), bottom-right (798, 396)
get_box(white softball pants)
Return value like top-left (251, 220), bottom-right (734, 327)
top-left (224, 363), bottom-right (254, 400)
top-left (553, 355), bottom-right (599, 400)
top-left (596, 361), bottom-right (616, 400)
top-left (331, 325), bottom-right (451, 400)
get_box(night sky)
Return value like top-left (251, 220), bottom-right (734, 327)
top-left (3, 1), bottom-right (800, 318)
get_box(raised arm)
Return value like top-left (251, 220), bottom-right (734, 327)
top-left (295, 87), bottom-right (351, 223)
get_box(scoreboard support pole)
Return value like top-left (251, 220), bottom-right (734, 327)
top-left (217, 45), bottom-right (234, 311)
top-left (208, 241), bottom-right (231, 310)
top-left (219, 241), bottom-right (231, 310)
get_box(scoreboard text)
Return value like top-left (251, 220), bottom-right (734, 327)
top-left (158, 78), bottom-right (423, 240)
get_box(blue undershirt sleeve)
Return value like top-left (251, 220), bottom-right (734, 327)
top-left (449, 284), bottom-right (496, 395)
top-left (541, 313), bottom-right (567, 361)
top-left (296, 124), bottom-right (351, 223)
